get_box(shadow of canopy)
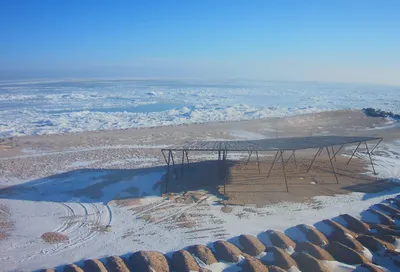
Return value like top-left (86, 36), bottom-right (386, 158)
top-left (1, 157), bottom-right (398, 207)
top-left (0, 161), bottom-right (228, 204)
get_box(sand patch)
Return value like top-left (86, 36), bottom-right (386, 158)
top-left (112, 197), bottom-right (142, 207)
top-left (91, 224), bottom-right (112, 233)
top-left (163, 151), bottom-right (392, 207)
top-left (0, 203), bottom-right (13, 240)
top-left (0, 138), bottom-right (15, 151)
top-left (138, 214), bottom-right (156, 223)
top-left (221, 205), bottom-right (233, 213)
top-left (174, 213), bottom-right (196, 228)
top-left (41, 232), bottom-right (69, 244)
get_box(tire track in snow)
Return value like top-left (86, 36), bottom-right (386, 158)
top-left (0, 201), bottom-right (114, 265)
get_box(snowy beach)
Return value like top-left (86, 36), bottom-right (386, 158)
top-left (0, 80), bottom-right (400, 271)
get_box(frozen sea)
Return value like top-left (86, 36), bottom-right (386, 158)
top-left (0, 79), bottom-right (399, 137)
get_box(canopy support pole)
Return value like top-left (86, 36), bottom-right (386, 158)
top-left (284, 150), bottom-right (296, 166)
top-left (347, 142), bottom-right (362, 165)
top-left (165, 150), bottom-right (171, 194)
top-left (246, 151), bottom-right (253, 164)
top-left (370, 138), bottom-right (383, 154)
top-left (317, 147), bottom-right (323, 156)
top-left (326, 146), bottom-right (339, 184)
top-left (185, 150), bottom-right (190, 167)
top-left (280, 150), bottom-right (289, 192)
top-left (276, 150), bottom-right (283, 161)
top-left (223, 149), bottom-right (228, 194)
top-left (293, 150), bottom-right (297, 167)
top-left (170, 150), bottom-right (178, 179)
top-left (267, 151), bottom-right (279, 179)
top-left (307, 147), bottom-right (322, 172)
top-left (161, 149), bottom-right (168, 164)
top-left (331, 146), bottom-right (336, 161)
top-left (219, 149), bottom-right (223, 179)
top-left (364, 141), bottom-right (377, 175)
top-left (332, 144), bottom-right (345, 159)
top-left (256, 151), bottom-right (260, 173)
top-left (181, 150), bottom-right (185, 175)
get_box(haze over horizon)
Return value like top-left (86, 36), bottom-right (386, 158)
top-left (1, 0), bottom-right (399, 85)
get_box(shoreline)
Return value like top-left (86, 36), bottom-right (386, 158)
top-left (0, 108), bottom-right (396, 141)
top-left (0, 108), bottom-right (352, 140)
top-left (3, 78), bottom-right (400, 139)
top-left (0, 108), bottom-right (400, 271)
top-left (0, 109), bottom-right (399, 181)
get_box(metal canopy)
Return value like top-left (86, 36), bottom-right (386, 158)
top-left (161, 136), bottom-right (382, 194)
top-left (169, 136), bottom-right (381, 152)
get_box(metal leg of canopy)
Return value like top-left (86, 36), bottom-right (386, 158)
top-left (326, 146), bottom-right (339, 184)
top-left (219, 149), bottom-right (224, 179)
top-left (161, 149), bottom-right (168, 164)
top-left (177, 149), bottom-right (190, 177)
top-left (307, 147), bottom-right (322, 173)
top-left (164, 150), bottom-right (171, 194)
top-left (293, 150), bottom-right (297, 167)
top-left (370, 138), bottom-right (383, 154)
top-left (331, 146), bottom-right (336, 161)
top-left (185, 150), bottom-right (190, 167)
top-left (161, 137), bottom-right (382, 195)
top-left (163, 150), bottom-right (179, 194)
top-left (267, 151), bottom-right (279, 179)
top-left (332, 144), bottom-right (345, 160)
top-left (276, 150), bottom-right (283, 161)
top-left (280, 150), bottom-right (289, 192)
top-left (181, 150), bottom-right (185, 175)
top-left (284, 150), bottom-right (297, 167)
top-left (223, 149), bottom-right (228, 194)
top-left (347, 142), bottom-right (362, 165)
top-left (246, 151), bottom-right (253, 164)
top-left (170, 150), bottom-right (178, 178)
top-left (364, 141), bottom-right (377, 175)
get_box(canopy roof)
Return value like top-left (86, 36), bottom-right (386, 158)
top-left (166, 136), bottom-right (381, 151)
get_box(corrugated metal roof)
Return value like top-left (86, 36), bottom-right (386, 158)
top-left (166, 136), bottom-right (380, 151)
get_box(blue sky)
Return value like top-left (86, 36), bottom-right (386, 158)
top-left (1, 0), bottom-right (399, 84)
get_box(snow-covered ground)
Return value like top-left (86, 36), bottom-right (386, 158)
top-left (1, 79), bottom-right (400, 271)
top-left (359, 140), bottom-right (400, 183)
top-left (341, 139), bottom-right (400, 183)
top-left (1, 79), bottom-right (399, 137)
top-left (1, 171), bottom-right (399, 271)
top-left (0, 139), bottom-right (399, 271)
